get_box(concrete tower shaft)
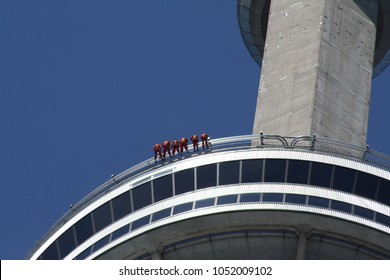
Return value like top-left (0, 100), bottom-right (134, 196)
top-left (238, 0), bottom-right (390, 157)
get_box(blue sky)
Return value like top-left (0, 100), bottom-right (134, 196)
top-left (0, 1), bottom-right (389, 260)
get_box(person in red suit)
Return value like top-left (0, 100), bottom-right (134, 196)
top-left (171, 139), bottom-right (180, 156)
top-left (153, 143), bottom-right (162, 163)
top-left (162, 140), bottom-right (172, 159)
top-left (200, 133), bottom-right (209, 150)
top-left (180, 137), bottom-right (189, 154)
top-left (190, 134), bottom-right (199, 152)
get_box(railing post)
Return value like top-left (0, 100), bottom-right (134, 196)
top-left (260, 131), bottom-right (264, 147)
top-left (311, 134), bottom-right (316, 150)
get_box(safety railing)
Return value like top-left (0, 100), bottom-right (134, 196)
top-left (26, 133), bottom-right (390, 259)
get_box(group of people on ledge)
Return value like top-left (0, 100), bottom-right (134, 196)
top-left (153, 133), bottom-right (210, 163)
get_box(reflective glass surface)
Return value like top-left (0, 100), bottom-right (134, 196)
top-left (377, 179), bottom-right (390, 205)
top-left (112, 191), bottom-right (132, 221)
top-left (57, 227), bottom-right (76, 259)
top-left (287, 160), bottom-right (309, 184)
top-left (285, 194), bottom-right (307, 204)
top-left (217, 195), bottom-right (238, 205)
top-left (132, 182), bottom-right (152, 211)
top-left (41, 241), bottom-right (59, 260)
top-left (219, 161), bottom-right (240, 185)
top-left (174, 169), bottom-right (194, 195)
top-left (111, 225), bottom-right (130, 241)
top-left (92, 235), bottom-right (110, 254)
top-left (262, 193), bottom-right (284, 202)
top-left (332, 166), bottom-right (356, 193)
top-left (195, 198), bottom-right (215, 209)
top-left (239, 193), bottom-right (261, 203)
top-left (354, 206), bottom-right (374, 220)
top-left (355, 172), bottom-right (378, 199)
top-left (308, 196), bottom-right (329, 208)
top-left (330, 200), bottom-right (352, 213)
top-left (310, 162), bottom-right (333, 188)
top-left (173, 202), bottom-right (193, 214)
top-left (376, 213), bottom-right (390, 227)
top-left (75, 214), bottom-right (93, 245)
top-left (197, 164), bottom-right (217, 189)
top-left (153, 175), bottom-right (173, 202)
top-left (131, 215), bottom-right (150, 231)
top-left (152, 208), bottom-right (172, 222)
top-left (264, 159), bottom-right (286, 182)
top-left (93, 201), bottom-right (112, 233)
top-left (242, 159), bottom-right (263, 183)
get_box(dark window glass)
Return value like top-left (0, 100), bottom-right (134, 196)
top-left (195, 198), bottom-right (215, 209)
top-left (262, 193), bottom-right (284, 202)
top-left (332, 166), bottom-right (356, 193)
top-left (152, 208), bottom-right (171, 222)
top-left (93, 201), bottom-right (113, 233)
top-left (377, 179), bottom-right (390, 205)
top-left (242, 159), bottom-right (263, 183)
top-left (287, 160), bottom-right (309, 184)
top-left (112, 191), bottom-right (132, 221)
top-left (173, 202), bottom-right (193, 214)
top-left (264, 159), bottom-right (286, 182)
top-left (285, 194), bottom-right (306, 204)
top-left (132, 182), bottom-right (152, 211)
top-left (75, 214), bottom-right (93, 245)
top-left (310, 162), bottom-right (333, 188)
top-left (131, 215), bottom-right (150, 231)
top-left (240, 193), bottom-right (261, 203)
top-left (330, 200), bottom-right (352, 213)
top-left (376, 213), bottom-right (390, 227)
top-left (355, 172), bottom-right (378, 199)
top-left (219, 161), bottom-right (239, 185)
top-left (175, 169), bottom-right (194, 195)
top-left (91, 235), bottom-right (110, 254)
top-left (57, 227), bottom-right (76, 259)
top-left (197, 164), bottom-right (217, 189)
top-left (217, 195), bottom-right (238, 205)
top-left (74, 246), bottom-right (92, 260)
top-left (354, 206), bottom-right (374, 220)
top-left (308, 196), bottom-right (329, 208)
top-left (111, 225), bottom-right (130, 241)
top-left (153, 175), bottom-right (173, 202)
top-left (40, 242), bottom-right (59, 260)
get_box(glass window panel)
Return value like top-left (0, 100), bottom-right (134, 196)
top-left (332, 166), bottom-right (356, 193)
top-left (75, 214), bottom-right (93, 245)
top-left (287, 160), bottom-right (309, 184)
top-left (57, 227), bottom-right (76, 259)
top-left (153, 175), bottom-right (173, 202)
top-left (262, 193), bottom-right (284, 202)
top-left (219, 161), bottom-right (240, 185)
top-left (308, 196), bottom-right (329, 208)
top-left (91, 235), bottom-right (110, 254)
top-left (111, 225), bottom-right (130, 241)
top-left (242, 159), bottom-right (263, 183)
top-left (264, 159), bottom-right (286, 182)
top-left (195, 198), bottom-right (215, 209)
top-left (132, 182), bottom-right (152, 211)
top-left (330, 200), bottom-right (352, 213)
top-left (152, 208), bottom-right (171, 222)
top-left (377, 179), bottom-right (390, 205)
top-left (354, 206), bottom-right (374, 220)
top-left (173, 202), bottom-right (193, 214)
top-left (112, 192), bottom-right (132, 221)
top-left (355, 172), bottom-right (378, 199)
top-left (197, 164), bottom-right (217, 189)
top-left (285, 194), bottom-right (306, 205)
top-left (376, 213), bottom-right (390, 227)
top-left (93, 201), bottom-right (113, 233)
top-left (40, 242), bottom-right (59, 260)
top-left (239, 193), bottom-right (261, 203)
top-left (174, 169), bottom-right (194, 195)
top-left (217, 195), bottom-right (238, 205)
top-left (131, 215), bottom-right (150, 231)
top-left (74, 246), bottom-right (92, 260)
top-left (310, 162), bottom-right (333, 188)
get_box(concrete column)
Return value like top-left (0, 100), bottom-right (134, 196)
top-left (296, 231), bottom-right (308, 260)
top-left (151, 251), bottom-right (162, 260)
top-left (253, 0), bottom-right (378, 157)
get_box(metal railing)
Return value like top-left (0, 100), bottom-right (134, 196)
top-left (26, 133), bottom-right (390, 259)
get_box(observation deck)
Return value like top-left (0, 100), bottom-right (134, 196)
top-left (28, 134), bottom-right (390, 260)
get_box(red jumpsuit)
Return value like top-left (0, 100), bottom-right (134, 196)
top-left (162, 140), bottom-right (172, 159)
top-left (200, 133), bottom-right (209, 150)
top-left (153, 143), bottom-right (162, 162)
top-left (171, 139), bottom-right (180, 156)
top-left (179, 137), bottom-right (189, 153)
top-left (191, 135), bottom-right (199, 151)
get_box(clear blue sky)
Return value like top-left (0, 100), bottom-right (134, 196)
top-left (0, 1), bottom-right (389, 260)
